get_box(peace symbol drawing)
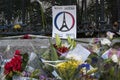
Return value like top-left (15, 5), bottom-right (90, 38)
top-left (54, 11), bottom-right (75, 32)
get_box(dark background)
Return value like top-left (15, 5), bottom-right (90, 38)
top-left (0, 0), bottom-right (119, 37)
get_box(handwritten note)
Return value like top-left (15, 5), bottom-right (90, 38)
top-left (66, 44), bottom-right (91, 62)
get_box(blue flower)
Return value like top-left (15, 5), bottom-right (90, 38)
top-left (91, 57), bottom-right (98, 64)
top-left (78, 63), bottom-right (90, 71)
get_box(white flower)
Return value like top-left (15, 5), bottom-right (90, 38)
top-left (100, 38), bottom-right (111, 46)
top-left (111, 54), bottom-right (118, 63)
top-left (106, 31), bottom-right (114, 39)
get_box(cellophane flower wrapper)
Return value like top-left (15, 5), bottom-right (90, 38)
top-left (2, 49), bottom-right (42, 80)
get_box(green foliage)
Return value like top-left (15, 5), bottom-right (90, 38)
top-left (55, 34), bottom-right (62, 47)
top-left (49, 39), bottom-right (58, 61)
top-left (22, 53), bottom-right (29, 71)
top-left (41, 48), bottom-right (51, 60)
top-left (67, 36), bottom-right (76, 49)
top-left (30, 69), bottom-right (40, 79)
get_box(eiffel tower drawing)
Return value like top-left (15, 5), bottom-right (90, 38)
top-left (60, 12), bottom-right (69, 31)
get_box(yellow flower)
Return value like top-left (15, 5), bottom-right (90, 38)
top-left (56, 59), bottom-right (81, 68)
top-left (55, 59), bottom-right (82, 80)
top-left (14, 24), bottom-right (21, 29)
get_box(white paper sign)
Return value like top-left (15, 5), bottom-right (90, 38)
top-left (66, 44), bottom-right (91, 62)
top-left (52, 5), bottom-right (76, 39)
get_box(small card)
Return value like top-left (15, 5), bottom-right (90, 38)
top-left (66, 44), bottom-right (91, 62)
top-left (101, 49), bottom-right (111, 59)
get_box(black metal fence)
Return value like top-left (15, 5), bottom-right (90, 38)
top-left (0, 0), bottom-right (119, 37)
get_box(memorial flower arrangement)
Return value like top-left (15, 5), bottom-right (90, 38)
top-left (86, 31), bottom-right (120, 80)
top-left (54, 59), bottom-right (98, 80)
top-left (0, 32), bottom-right (119, 80)
top-left (4, 50), bottom-right (29, 80)
top-left (40, 35), bottom-right (98, 80)
top-left (3, 50), bottom-right (40, 80)
top-left (40, 32), bottom-right (119, 80)
top-left (53, 34), bottom-right (76, 56)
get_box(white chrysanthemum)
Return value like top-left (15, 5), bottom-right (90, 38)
top-left (101, 38), bottom-right (111, 46)
top-left (111, 54), bottom-right (118, 63)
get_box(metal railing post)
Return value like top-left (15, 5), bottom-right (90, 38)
top-left (117, 0), bottom-right (120, 31)
top-left (22, 0), bottom-right (25, 24)
top-left (95, 0), bottom-right (99, 28)
top-left (100, 0), bottom-right (106, 31)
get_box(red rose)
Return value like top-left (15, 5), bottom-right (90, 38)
top-left (22, 34), bottom-right (31, 39)
top-left (4, 62), bottom-right (13, 74)
top-left (57, 46), bottom-right (69, 53)
top-left (56, 46), bottom-right (69, 56)
top-left (14, 56), bottom-right (22, 61)
top-left (13, 62), bottom-right (22, 71)
top-left (4, 52), bottom-right (22, 75)
top-left (14, 50), bottom-right (21, 56)
top-left (12, 56), bottom-right (22, 71)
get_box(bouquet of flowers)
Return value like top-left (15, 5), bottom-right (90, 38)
top-left (86, 31), bottom-right (120, 79)
top-left (53, 34), bottom-right (76, 56)
top-left (2, 49), bottom-right (41, 80)
top-left (4, 50), bottom-right (28, 80)
top-left (40, 35), bottom-right (98, 80)
top-left (55, 59), bottom-right (82, 80)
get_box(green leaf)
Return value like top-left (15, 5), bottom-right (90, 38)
top-left (49, 39), bottom-right (58, 61)
top-left (41, 48), bottom-right (50, 60)
top-left (109, 67), bottom-right (114, 76)
top-left (67, 36), bottom-right (72, 44)
top-left (30, 69), bottom-right (40, 78)
top-left (68, 37), bottom-right (76, 49)
top-left (22, 53), bottom-right (29, 71)
top-left (73, 41), bottom-right (76, 48)
top-left (86, 68), bottom-right (98, 75)
top-left (55, 34), bottom-right (61, 47)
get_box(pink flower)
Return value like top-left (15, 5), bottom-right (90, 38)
top-left (106, 31), bottom-right (115, 39)
top-left (108, 50), bottom-right (112, 58)
top-left (117, 50), bottom-right (120, 58)
top-left (94, 38), bottom-right (99, 43)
